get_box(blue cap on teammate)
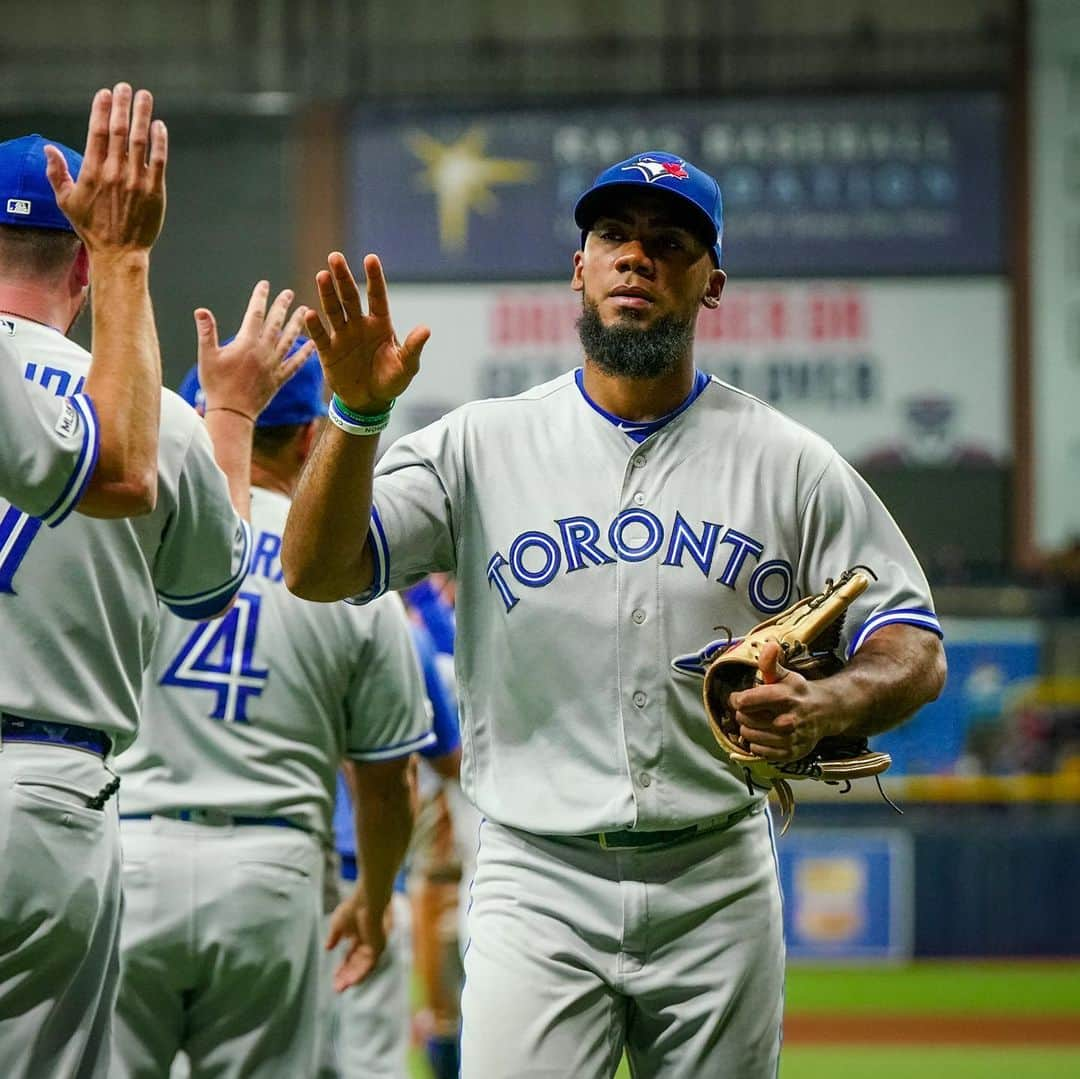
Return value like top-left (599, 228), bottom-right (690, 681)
top-left (574, 150), bottom-right (723, 267)
top-left (178, 337), bottom-right (327, 428)
top-left (0, 134), bottom-right (83, 232)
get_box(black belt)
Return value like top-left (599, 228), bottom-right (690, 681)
top-left (1, 714), bottom-right (113, 758)
top-left (574, 802), bottom-right (760, 850)
top-left (119, 810), bottom-right (305, 831)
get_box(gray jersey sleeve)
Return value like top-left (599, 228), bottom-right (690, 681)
top-left (0, 340), bottom-right (98, 526)
top-left (344, 592), bottom-right (435, 761)
top-left (154, 416), bottom-right (251, 620)
top-left (352, 419), bottom-right (459, 604)
top-left (797, 450), bottom-right (942, 655)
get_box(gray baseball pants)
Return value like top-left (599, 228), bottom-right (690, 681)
top-left (460, 807), bottom-right (784, 1078)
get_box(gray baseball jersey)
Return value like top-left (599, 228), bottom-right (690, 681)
top-left (356, 368), bottom-right (942, 835)
top-left (0, 329), bottom-right (97, 525)
top-left (0, 316), bottom-right (250, 754)
top-left (116, 486), bottom-right (434, 839)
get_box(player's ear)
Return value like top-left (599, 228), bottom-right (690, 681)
top-left (72, 243), bottom-right (90, 290)
top-left (297, 419), bottom-right (319, 462)
top-left (571, 249), bottom-right (584, 293)
top-left (701, 268), bottom-right (725, 309)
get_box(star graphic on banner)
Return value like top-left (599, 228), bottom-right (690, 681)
top-left (406, 127), bottom-right (537, 252)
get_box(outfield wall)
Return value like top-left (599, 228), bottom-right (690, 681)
top-left (788, 801), bottom-right (1080, 958)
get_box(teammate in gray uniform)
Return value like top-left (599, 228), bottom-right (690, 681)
top-left (282, 151), bottom-right (948, 1078)
top-left (0, 89), bottom-right (163, 523)
top-left (0, 341), bottom-right (102, 524)
top-left (0, 85), bottom-right (308, 1079)
top-left (112, 348), bottom-right (434, 1079)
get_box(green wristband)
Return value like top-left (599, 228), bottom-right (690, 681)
top-left (331, 394), bottom-right (395, 424)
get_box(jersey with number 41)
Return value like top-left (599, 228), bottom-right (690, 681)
top-left (0, 317), bottom-right (250, 753)
top-left (117, 487), bottom-right (434, 840)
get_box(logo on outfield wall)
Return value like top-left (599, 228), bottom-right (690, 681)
top-left (405, 126), bottom-right (537, 252)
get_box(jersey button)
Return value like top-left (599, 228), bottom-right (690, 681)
top-left (639, 772), bottom-right (652, 788)
top-left (632, 454), bottom-right (647, 469)
top-left (632, 492), bottom-right (646, 506)
top-left (632, 691), bottom-right (648, 708)
top-left (631, 608), bottom-right (646, 624)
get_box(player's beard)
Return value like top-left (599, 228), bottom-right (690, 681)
top-left (577, 299), bottom-right (695, 380)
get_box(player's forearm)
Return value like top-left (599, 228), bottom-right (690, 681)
top-left (353, 758), bottom-right (414, 930)
top-left (822, 624), bottom-right (947, 739)
top-left (202, 410), bottom-right (255, 521)
top-left (282, 423), bottom-right (379, 601)
top-left (79, 251), bottom-right (160, 517)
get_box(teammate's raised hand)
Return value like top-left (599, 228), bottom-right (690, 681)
top-left (195, 280), bottom-right (314, 422)
top-left (304, 252), bottom-right (430, 414)
top-left (44, 82), bottom-right (167, 256)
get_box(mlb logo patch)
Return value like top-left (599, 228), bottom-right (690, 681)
top-left (6, 198), bottom-right (31, 216)
top-left (55, 400), bottom-right (81, 439)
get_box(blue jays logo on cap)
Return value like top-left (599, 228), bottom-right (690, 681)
top-left (574, 149), bottom-right (723, 267)
top-left (0, 134), bottom-right (83, 232)
top-left (621, 156), bottom-right (690, 183)
top-left (178, 337), bottom-right (327, 429)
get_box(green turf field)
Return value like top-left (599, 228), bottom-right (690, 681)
top-left (780, 1046), bottom-right (1080, 1079)
top-left (784, 960), bottom-right (1080, 1013)
top-left (407, 961), bottom-right (1080, 1077)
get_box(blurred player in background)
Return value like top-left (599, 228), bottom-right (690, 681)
top-left (403, 574), bottom-right (484, 1079)
top-left (0, 83), bottom-right (300, 1079)
top-left (320, 578), bottom-right (462, 1079)
top-left (111, 344), bottom-right (433, 1078)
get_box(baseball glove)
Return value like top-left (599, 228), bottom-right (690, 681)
top-left (673, 567), bottom-right (894, 833)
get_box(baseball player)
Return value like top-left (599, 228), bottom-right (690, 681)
top-left (282, 150), bottom-right (948, 1077)
top-left (320, 601), bottom-right (462, 1079)
top-left (0, 85), bottom-right (304, 1079)
top-left (0, 93), bottom-right (163, 524)
top-left (111, 347), bottom-right (434, 1079)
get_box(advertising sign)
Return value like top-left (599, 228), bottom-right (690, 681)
top-left (779, 830), bottom-right (914, 961)
top-left (351, 93), bottom-right (1005, 279)
top-left (383, 278), bottom-right (1010, 466)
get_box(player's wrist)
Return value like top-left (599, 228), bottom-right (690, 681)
top-left (328, 394), bottom-right (395, 436)
top-left (86, 248), bottom-right (152, 273)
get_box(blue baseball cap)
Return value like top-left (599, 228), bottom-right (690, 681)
top-left (178, 336), bottom-right (327, 428)
top-left (0, 134), bottom-right (83, 232)
top-left (574, 150), bottom-right (723, 266)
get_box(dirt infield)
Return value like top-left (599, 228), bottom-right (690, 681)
top-left (784, 1014), bottom-right (1080, 1045)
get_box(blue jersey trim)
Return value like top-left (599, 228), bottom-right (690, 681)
top-left (160, 519), bottom-right (252, 620)
top-left (41, 394), bottom-right (100, 527)
top-left (345, 505), bottom-right (389, 606)
top-left (347, 728), bottom-right (437, 762)
top-left (849, 607), bottom-right (943, 656)
top-left (574, 367), bottom-right (710, 443)
top-left (411, 622), bottom-right (461, 759)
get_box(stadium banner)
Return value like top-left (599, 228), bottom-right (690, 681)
top-left (349, 93), bottom-right (1005, 279)
top-left (779, 830), bottom-right (914, 961)
top-left (382, 278), bottom-right (1010, 467)
top-left (1031, 0), bottom-right (1080, 551)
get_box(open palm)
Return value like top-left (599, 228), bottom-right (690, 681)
top-left (304, 252), bottom-right (430, 414)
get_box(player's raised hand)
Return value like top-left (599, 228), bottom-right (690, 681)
top-left (44, 82), bottom-right (167, 256)
top-left (195, 280), bottom-right (314, 422)
top-left (305, 252), bottom-right (430, 414)
top-left (325, 885), bottom-right (390, 992)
